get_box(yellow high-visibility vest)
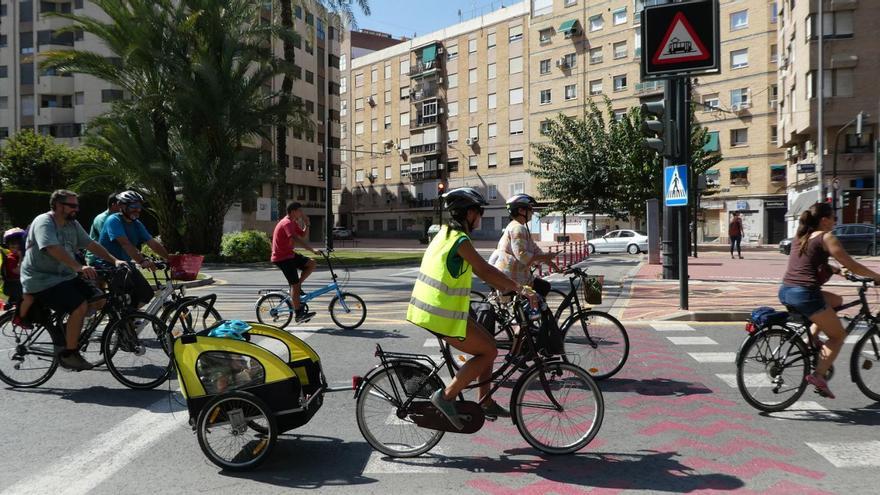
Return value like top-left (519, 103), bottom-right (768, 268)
top-left (406, 225), bottom-right (472, 339)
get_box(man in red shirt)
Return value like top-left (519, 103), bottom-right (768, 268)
top-left (272, 202), bottom-right (320, 322)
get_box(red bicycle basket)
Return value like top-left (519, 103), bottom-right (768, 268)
top-left (169, 254), bottom-right (204, 281)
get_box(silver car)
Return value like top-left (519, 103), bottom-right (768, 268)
top-left (588, 230), bottom-right (649, 255)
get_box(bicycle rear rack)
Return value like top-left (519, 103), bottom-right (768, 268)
top-left (375, 344), bottom-right (439, 368)
top-left (257, 288), bottom-right (287, 295)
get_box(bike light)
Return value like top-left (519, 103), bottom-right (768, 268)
top-left (745, 322), bottom-right (757, 334)
top-left (352, 375), bottom-right (363, 389)
top-left (589, 367), bottom-right (599, 374)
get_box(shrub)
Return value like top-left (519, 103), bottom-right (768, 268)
top-left (220, 230), bottom-right (271, 263)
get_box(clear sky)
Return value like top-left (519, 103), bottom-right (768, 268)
top-left (353, 0), bottom-right (516, 39)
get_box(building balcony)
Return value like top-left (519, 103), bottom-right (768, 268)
top-left (409, 59), bottom-right (442, 78)
top-left (410, 83), bottom-right (441, 102)
top-left (36, 106), bottom-right (74, 123)
top-left (37, 75), bottom-right (74, 94)
top-left (409, 169), bottom-right (441, 182)
top-left (408, 143), bottom-right (441, 156)
top-left (411, 114), bottom-right (440, 130)
top-left (635, 80), bottom-right (665, 96)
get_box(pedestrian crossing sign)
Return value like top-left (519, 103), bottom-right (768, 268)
top-left (665, 165), bottom-right (688, 207)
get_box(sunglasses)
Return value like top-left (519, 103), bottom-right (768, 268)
top-left (60, 202), bottom-right (80, 209)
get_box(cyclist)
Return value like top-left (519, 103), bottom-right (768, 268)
top-left (97, 190), bottom-right (169, 307)
top-left (85, 191), bottom-right (120, 265)
top-left (407, 187), bottom-right (537, 428)
top-left (489, 193), bottom-right (559, 297)
top-left (20, 190), bottom-right (127, 371)
top-left (271, 202), bottom-right (320, 323)
top-left (779, 202), bottom-right (880, 398)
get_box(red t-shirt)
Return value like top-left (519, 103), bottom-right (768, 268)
top-left (2, 250), bottom-right (21, 280)
top-left (271, 217), bottom-right (304, 263)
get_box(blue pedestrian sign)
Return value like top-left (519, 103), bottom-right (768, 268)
top-left (664, 165), bottom-right (688, 207)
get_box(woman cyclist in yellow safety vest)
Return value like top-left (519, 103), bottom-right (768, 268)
top-left (407, 187), bottom-right (538, 429)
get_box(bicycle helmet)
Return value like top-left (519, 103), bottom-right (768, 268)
top-left (442, 187), bottom-right (488, 214)
top-left (3, 228), bottom-right (26, 242)
top-left (116, 190), bottom-right (145, 205)
top-left (506, 193), bottom-right (538, 216)
top-left (207, 320), bottom-right (252, 340)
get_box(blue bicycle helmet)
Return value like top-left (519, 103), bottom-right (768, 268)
top-left (207, 320), bottom-right (252, 340)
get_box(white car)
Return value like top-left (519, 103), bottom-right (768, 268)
top-left (588, 230), bottom-right (649, 255)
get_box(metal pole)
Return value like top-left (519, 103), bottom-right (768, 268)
top-left (325, 115), bottom-right (334, 251)
top-left (875, 136), bottom-right (879, 256)
top-left (678, 77), bottom-right (690, 310)
top-left (662, 80), bottom-right (677, 279)
top-left (817, 2), bottom-right (825, 203)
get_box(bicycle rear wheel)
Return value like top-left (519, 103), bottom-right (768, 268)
top-left (103, 311), bottom-right (172, 390)
top-left (0, 312), bottom-right (60, 388)
top-left (80, 310), bottom-right (112, 367)
top-left (561, 311), bottom-right (629, 380)
top-left (197, 391), bottom-right (277, 471)
top-left (162, 298), bottom-right (223, 337)
top-left (852, 326), bottom-right (880, 401)
top-left (329, 292), bottom-right (367, 329)
top-left (513, 361), bottom-right (604, 455)
top-left (356, 361), bottom-right (445, 458)
top-left (736, 327), bottom-right (809, 412)
top-left (255, 293), bottom-right (293, 328)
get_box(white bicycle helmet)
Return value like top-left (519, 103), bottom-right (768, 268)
top-left (116, 190), bottom-right (145, 205)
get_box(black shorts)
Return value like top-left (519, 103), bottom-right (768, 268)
top-left (274, 254), bottom-right (311, 285)
top-left (33, 277), bottom-right (100, 315)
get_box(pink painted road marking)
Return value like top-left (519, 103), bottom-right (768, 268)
top-left (468, 478), bottom-right (624, 495)
top-left (628, 405), bottom-right (753, 421)
top-left (640, 420), bottom-right (770, 437)
top-left (683, 456), bottom-right (825, 480)
top-left (617, 394), bottom-right (737, 408)
top-left (654, 438), bottom-right (796, 456)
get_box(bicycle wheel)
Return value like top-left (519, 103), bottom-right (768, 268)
top-left (197, 391), bottom-right (277, 471)
top-left (329, 292), bottom-right (367, 329)
top-left (103, 311), bottom-right (172, 390)
top-left (545, 289), bottom-right (571, 323)
top-left (561, 311), bottom-right (629, 380)
top-left (470, 290), bottom-right (487, 303)
top-left (356, 360), bottom-right (445, 458)
top-left (851, 326), bottom-right (880, 401)
top-left (0, 312), bottom-right (60, 388)
top-left (79, 310), bottom-right (112, 367)
top-left (513, 361), bottom-right (604, 455)
top-left (736, 327), bottom-right (809, 412)
top-left (162, 298), bottom-right (223, 337)
top-left (255, 293), bottom-right (293, 328)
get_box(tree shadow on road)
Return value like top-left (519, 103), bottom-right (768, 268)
top-left (601, 377), bottom-right (714, 397)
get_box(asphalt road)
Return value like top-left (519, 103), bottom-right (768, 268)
top-left (3, 254), bottom-right (880, 494)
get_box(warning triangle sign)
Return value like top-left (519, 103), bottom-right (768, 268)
top-left (652, 12), bottom-right (710, 65)
top-left (666, 167), bottom-right (686, 201)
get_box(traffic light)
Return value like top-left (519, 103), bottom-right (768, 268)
top-left (842, 190), bottom-right (852, 208)
top-left (640, 100), bottom-right (672, 157)
top-left (437, 182), bottom-right (446, 195)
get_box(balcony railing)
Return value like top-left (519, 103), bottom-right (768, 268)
top-left (410, 169), bottom-right (441, 182)
top-left (411, 83), bottom-right (440, 102)
top-left (408, 143), bottom-right (439, 156)
top-left (409, 59), bottom-right (441, 77)
top-left (412, 115), bottom-right (439, 129)
top-left (635, 81), bottom-right (665, 95)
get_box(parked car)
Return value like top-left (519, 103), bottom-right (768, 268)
top-left (588, 230), bottom-right (649, 255)
top-left (779, 223), bottom-right (880, 256)
top-left (332, 227), bottom-right (353, 240)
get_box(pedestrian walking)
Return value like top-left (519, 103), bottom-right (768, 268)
top-left (729, 212), bottom-right (744, 259)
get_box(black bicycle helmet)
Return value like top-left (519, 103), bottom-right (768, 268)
top-left (506, 193), bottom-right (538, 215)
top-left (442, 187), bottom-right (488, 214)
top-left (116, 190), bottom-right (145, 205)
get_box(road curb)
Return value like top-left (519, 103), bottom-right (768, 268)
top-left (176, 276), bottom-right (215, 289)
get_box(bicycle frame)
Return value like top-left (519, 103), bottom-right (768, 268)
top-left (259, 251), bottom-right (353, 314)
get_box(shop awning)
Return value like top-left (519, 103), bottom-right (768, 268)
top-left (730, 166), bottom-right (749, 173)
top-left (422, 45), bottom-right (437, 63)
top-left (703, 131), bottom-right (720, 152)
top-left (705, 169), bottom-right (720, 176)
top-left (559, 19), bottom-right (578, 34)
top-left (771, 164), bottom-right (786, 170)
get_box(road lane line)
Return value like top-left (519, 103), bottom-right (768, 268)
top-left (666, 336), bottom-right (718, 346)
top-left (651, 323), bottom-right (696, 332)
top-left (807, 441), bottom-right (880, 467)
top-left (688, 352), bottom-right (736, 363)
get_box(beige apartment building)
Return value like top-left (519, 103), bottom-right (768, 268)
top-left (778, 0), bottom-right (879, 235)
top-left (338, 0), bottom-right (788, 243)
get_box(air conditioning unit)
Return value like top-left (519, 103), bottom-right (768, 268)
top-left (466, 137), bottom-right (479, 146)
top-left (555, 58), bottom-right (569, 69)
top-left (367, 96), bottom-right (376, 106)
top-left (437, 46), bottom-right (444, 54)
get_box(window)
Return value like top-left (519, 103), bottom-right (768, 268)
top-left (355, 121), bottom-right (364, 135)
top-left (340, 100), bottom-right (347, 116)
top-left (509, 119), bottom-right (524, 135)
top-left (730, 167), bottom-right (749, 185)
top-left (448, 73), bottom-right (458, 88)
top-left (509, 87), bottom-right (523, 105)
top-left (446, 161), bottom-right (458, 173)
top-left (565, 0), bottom-right (577, 5)
top-left (563, 53), bottom-right (577, 68)
top-left (20, 63), bottom-right (34, 85)
top-left (447, 44), bottom-right (458, 61)
top-left (540, 89), bottom-right (552, 105)
top-left (400, 138), bottom-right (410, 152)
top-left (487, 32), bottom-right (496, 48)
top-left (770, 2), bottom-right (778, 24)
top-left (730, 48), bottom-right (749, 69)
top-left (564, 84), bottom-right (577, 100)
top-left (613, 41), bottom-right (627, 59)
top-left (0, 66), bottom-right (7, 78)
top-left (355, 72), bottom-right (364, 87)
top-left (730, 10), bottom-right (748, 30)
top-left (589, 79), bottom-right (603, 95)
top-left (540, 120), bottom-right (552, 135)
top-left (448, 101), bottom-right (459, 116)
top-left (806, 11), bottom-right (854, 39)
top-left (770, 44), bottom-right (778, 64)
top-left (539, 28), bottom-right (553, 43)
top-left (385, 166), bottom-right (392, 179)
top-left (356, 169), bottom-right (365, 182)
top-left (589, 15), bottom-right (603, 32)
top-left (613, 74), bottom-right (627, 91)
top-left (371, 119), bottom-right (378, 132)
top-left (400, 112), bottom-right (410, 126)
top-left (400, 87), bottom-right (409, 100)
top-left (469, 97), bottom-right (478, 113)
top-left (845, 131), bottom-right (874, 153)
top-left (469, 126), bottom-right (479, 139)
top-left (370, 167), bottom-right (378, 179)
top-left (730, 88), bottom-right (749, 106)
top-left (423, 101), bottom-right (438, 117)
top-left (487, 184), bottom-right (498, 200)
top-left (469, 68), bottom-right (477, 84)
top-left (770, 126), bottom-right (778, 144)
top-left (613, 109), bottom-right (626, 121)
top-left (488, 63), bottom-right (497, 80)
top-left (384, 65), bottom-right (391, 79)
top-left (447, 129), bottom-right (459, 144)
top-left (488, 123), bottom-right (497, 138)
top-left (339, 54), bottom-right (346, 71)
top-left (385, 90), bottom-right (391, 104)
top-left (468, 38), bottom-right (477, 53)
top-left (509, 150), bottom-right (524, 166)
top-left (469, 155), bottom-right (478, 170)
top-left (509, 25), bottom-right (523, 42)
top-left (540, 59), bottom-right (551, 74)
top-left (509, 56), bottom-right (523, 74)
top-left (488, 93), bottom-right (497, 109)
top-left (533, 0), bottom-right (552, 16)
top-left (808, 69), bottom-right (854, 98)
top-left (702, 93), bottom-right (719, 110)
top-left (731, 128), bottom-right (748, 146)
top-left (339, 77), bottom-right (347, 94)
top-left (400, 59), bottom-right (410, 74)
top-left (101, 89), bottom-right (124, 102)
top-left (612, 8), bottom-right (627, 25)
top-left (370, 68), bottom-right (377, 83)
top-left (510, 182), bottom-right (525, 196)
top-left (589, 47), bottom-right (603, 64)
top-left (488, 153), bottom-right (497, 168)
top-left (355, 97), bottom-right (364, 110)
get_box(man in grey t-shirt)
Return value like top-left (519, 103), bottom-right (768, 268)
top-left (21, 190), bottom-right (125, 371)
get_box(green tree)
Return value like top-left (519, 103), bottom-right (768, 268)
top-left (0, 130), bottom-right (76, 191)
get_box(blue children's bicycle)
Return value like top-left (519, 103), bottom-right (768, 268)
top-left (254, 250), bottom-right (367, 329)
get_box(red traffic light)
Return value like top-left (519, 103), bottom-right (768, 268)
top-left (438, 183), bottom-right (446, 193)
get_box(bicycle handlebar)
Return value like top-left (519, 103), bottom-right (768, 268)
top-left (844, 272), bottom-right (877, 285)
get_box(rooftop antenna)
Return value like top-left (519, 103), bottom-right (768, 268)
top-left (458, 9), bottom-right (462, 22)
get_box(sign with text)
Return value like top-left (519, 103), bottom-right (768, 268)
top-left (641, 0), bottom-right (719, 79)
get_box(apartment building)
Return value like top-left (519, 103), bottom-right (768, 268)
top-left (778, 0), bottom-right (879, 232)
top-left (338, 0), bottom-right (787, 243)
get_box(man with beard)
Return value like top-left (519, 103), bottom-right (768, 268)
top-left (98, 190), bottom-right (170, 307)
top-left (20, 190), bottom-right (126, 371)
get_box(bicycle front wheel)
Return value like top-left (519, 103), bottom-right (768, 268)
top-left (356, 361), bottom-right (445, 458)
top-left (736, 327), bottom-right (809, 412)
top-left (329, 292), bottom-right (367, 329)
top-left (255, 293), bottom-right (293, 328)
top-left (513, 362), bottom-right (604, 455)
top-left (852, 326), bottom-right (880, 401)
top-left (103, 311), bottom-right (172, 390)
top-left (561, 311), bottom-right (629, 380)
top-left (0, 312), bottom-right (60, 388)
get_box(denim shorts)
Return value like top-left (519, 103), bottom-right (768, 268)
top-left (778, 285), bottom-right (827, 317)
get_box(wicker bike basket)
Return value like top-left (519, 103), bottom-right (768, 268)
top-left (581, 274), bottom-right (604, 305)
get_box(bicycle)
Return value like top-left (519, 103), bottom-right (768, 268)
top-left (354, 293), bottom-right (604, 457)
top-left (0, 265), bottom-right (173, 389)
top-left (736, 272), bottom-right (880, 412)
top-left (255, 250), bottom-right (366, 330)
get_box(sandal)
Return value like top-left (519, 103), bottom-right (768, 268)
top-left (805, 373), bottom-right (835, 399)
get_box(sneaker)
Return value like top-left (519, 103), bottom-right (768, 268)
top-left (481, 400), bottom-right (511, 420)
top-left (430, 388), bottom-right (463, 430)
top-left (805, 373), bottom-right (835, 399)
top-left (12, 314), bottom-right (32, 330)
top-left (59, 351), bottom-right (95, 372)
top-left (294, 310), bottom-right (316, 323)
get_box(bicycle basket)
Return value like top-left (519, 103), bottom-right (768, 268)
top-left (581, 274), bottom-right (604, 305)
top-left (169, 254), bottom-right (204, 281)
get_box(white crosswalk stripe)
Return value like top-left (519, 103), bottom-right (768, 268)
top-left (807, 441), bottom-right (880, 467)
top-left (363, 448), bottom-right (452, 473)
top-left (688, 352), bottom-right (736, 363)
top-left (666, 336), bottom-right (718, 346)
top-left (766, 401), bottom-right (841, 421)
top-left (651, 323), bottom-right (696, 332)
